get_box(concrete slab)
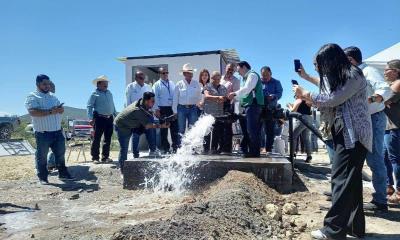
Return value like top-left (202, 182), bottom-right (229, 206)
top-left (123, 154), bottom-right (292, 191)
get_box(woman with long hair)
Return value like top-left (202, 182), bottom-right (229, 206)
top-left (294, 43), bottom-right (372, 239)
top-left (197, 69), bottom-right (210, 116)
top-left (383, 59), bottom-right (400, 204)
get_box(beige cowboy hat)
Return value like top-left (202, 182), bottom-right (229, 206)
top-left (180, 63), bottom-right (197, 74)
top-left (92, 75), bottom-right (110, 85)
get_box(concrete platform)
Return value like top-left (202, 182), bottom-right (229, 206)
top-left (123, 154), bottom-right (292, 191)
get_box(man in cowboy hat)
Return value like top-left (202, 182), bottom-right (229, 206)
top-left (172, 63), bottom-right (202, 146)
top-left (87, 75), bottom-right (117, 164)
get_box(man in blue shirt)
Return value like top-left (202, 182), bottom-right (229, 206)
top-left (153, 67), bottom-right (179, 153)
top-left (87, 75), bottom-right (117, 163)
top-left (260, 66), bottom-right (283, 153)
top-left (25, 74), bottom-right (73, 184)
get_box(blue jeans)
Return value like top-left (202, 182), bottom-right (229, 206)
top-left (177, 105), bottom-right (199, 146)
top-left (384, 128), bottom-right (400, 189)
top-left (34, 130), bottom-right (67, 181)
top-left (365, 111), bottom-right (387, 204)
top-left (292, 115), bottom-right (313, 157)
top-left (326, 139), bottom-right (334, 163)
top-left (131, 128), bottom-right (156, 156)
top-left (116, 126), bottom-right (132, 172)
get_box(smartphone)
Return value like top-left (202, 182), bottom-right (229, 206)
top-left (58, 103), bottom-right (64, 107)
top-left (294, 59), bottom-right (301, 72)
top-left (291, 80), bottom-right (299, 85)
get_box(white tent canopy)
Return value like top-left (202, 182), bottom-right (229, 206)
top-left (364, 42), bottom-right (400, 71)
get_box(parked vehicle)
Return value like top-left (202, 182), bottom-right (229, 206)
top-left (68, 119), bottom-right (93, 140)
top-left (0, 113), bottom-right (20, 140)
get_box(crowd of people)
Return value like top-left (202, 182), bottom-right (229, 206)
top-left (24, 43), bottom-right (400, 239)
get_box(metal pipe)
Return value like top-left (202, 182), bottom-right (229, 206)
top-left (288, 116), bottom-right (295, 171)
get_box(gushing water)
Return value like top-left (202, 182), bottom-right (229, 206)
top-left (143, 115), bottom-right (215, 194)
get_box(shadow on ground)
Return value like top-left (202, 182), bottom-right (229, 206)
top-left (365, 208), bottom-right (400, 223)
top-left (48, 165), bottom-right (99, 192)
top-left (365, 233), bottom-right (400, 239)
top-left (0, 203), bottom-right (36, 215)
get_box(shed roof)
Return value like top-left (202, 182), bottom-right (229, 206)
top-left (118, 49), bottom-right (240, 62)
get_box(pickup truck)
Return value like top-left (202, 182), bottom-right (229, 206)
top-left (68, 119), bottom-right (94, 140)
top-left (0, 113), bottom-right (21, 140)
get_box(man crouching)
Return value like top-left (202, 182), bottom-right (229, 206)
top-left (114, 92), bottom-right (170, 173)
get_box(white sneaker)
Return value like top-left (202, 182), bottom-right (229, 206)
top-left (311, 230), bottom-right (329, 239)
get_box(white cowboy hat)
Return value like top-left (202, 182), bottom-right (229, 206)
top-left (180, 63), bottom-right (197, 74)
top-left (92, 75), bottom-right (110, 85)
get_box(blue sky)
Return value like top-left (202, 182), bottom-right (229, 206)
top-left (1, 0), bottom-right (399, 116)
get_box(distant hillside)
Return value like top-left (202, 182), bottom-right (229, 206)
top-left (20, 106), bottom-right (87, 123)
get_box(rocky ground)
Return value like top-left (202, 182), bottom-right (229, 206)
top-left (0, 150), bottom-right (399, 240)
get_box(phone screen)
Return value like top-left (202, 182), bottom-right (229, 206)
top-left (294, 59), bottom-right (301, 72)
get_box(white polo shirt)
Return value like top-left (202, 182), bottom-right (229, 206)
top-left (125, 81), bottom-right (153, 106)
top-left (172, 79), bottom-right (202, 113)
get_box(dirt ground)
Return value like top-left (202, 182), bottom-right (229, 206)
top-left (0, 149), bottom-right (399, 240)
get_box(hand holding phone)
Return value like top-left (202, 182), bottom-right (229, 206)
top-left (291, 80), bottom-right (299, 85)
top-left (294, 59), bottom-right (301, 72)
top-left (58, 103), bottom-right (65, 108)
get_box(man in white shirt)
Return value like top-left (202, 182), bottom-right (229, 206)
top-left (125, 71), bottom-right (157, 156)
top-left (153, 67), bottom-right (179, 153)
top-left (172, 63), bottom-right (202, 146)
top-left (345, 46), bottom-right (392, 211)
top-left (125, 71), bottom-right (153, 106)
top-left (220, 63), bottom-right (241, 153)
top-left (228, 61), bottom-right (264, 157)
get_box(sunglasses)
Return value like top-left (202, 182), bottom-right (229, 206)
top-left (161, 72), bottom-right (169, 75)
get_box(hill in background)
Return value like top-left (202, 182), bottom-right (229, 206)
top-left (20, 106), bottom-right (88, 123)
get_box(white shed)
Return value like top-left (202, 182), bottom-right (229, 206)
top-left (364, 42), bottom-right (400, 72)
top-left (119, 49), bottom-right (240, 86)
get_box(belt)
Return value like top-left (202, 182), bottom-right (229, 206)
top-left (371, 110), bottom-right (384, 116)
top-left (36, 129), bottom-right (62, 133)
top-left (97, 114), bottom-right (113, 118)
top-left (179, 104), bottom-right (195, 108)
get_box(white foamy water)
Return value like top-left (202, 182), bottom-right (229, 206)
top-left (143, 115), bottom-right (215, 194)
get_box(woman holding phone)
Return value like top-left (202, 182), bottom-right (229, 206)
top-left (294, 43), bottom-right (372, 240)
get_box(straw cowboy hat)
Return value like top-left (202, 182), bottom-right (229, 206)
top-left (180, 63), bottom-right (197, 74)
top-left (92, 75), bottom-right (110, 85)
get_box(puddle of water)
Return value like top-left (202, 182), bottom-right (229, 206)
top-left (0, 210), bottom-right (45, 233)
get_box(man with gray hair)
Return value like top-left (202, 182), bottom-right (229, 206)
top-left (220, 63), bottom-right (240, 153)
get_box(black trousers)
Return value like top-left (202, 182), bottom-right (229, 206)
top-left (203, 121), bottom-right (224, 152)
top-left (261, 108), bottom-right (276, 152)
top-left (220, 122), bottom-right (233, 152)
top-left (239, 116), bottom-right (250, 154)
top-left (91, 115), bottom-right (114, 160)
top-left (159, 106), bottom-right (179, 152)
top-left (322, 119), bottom-right (367, 239)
